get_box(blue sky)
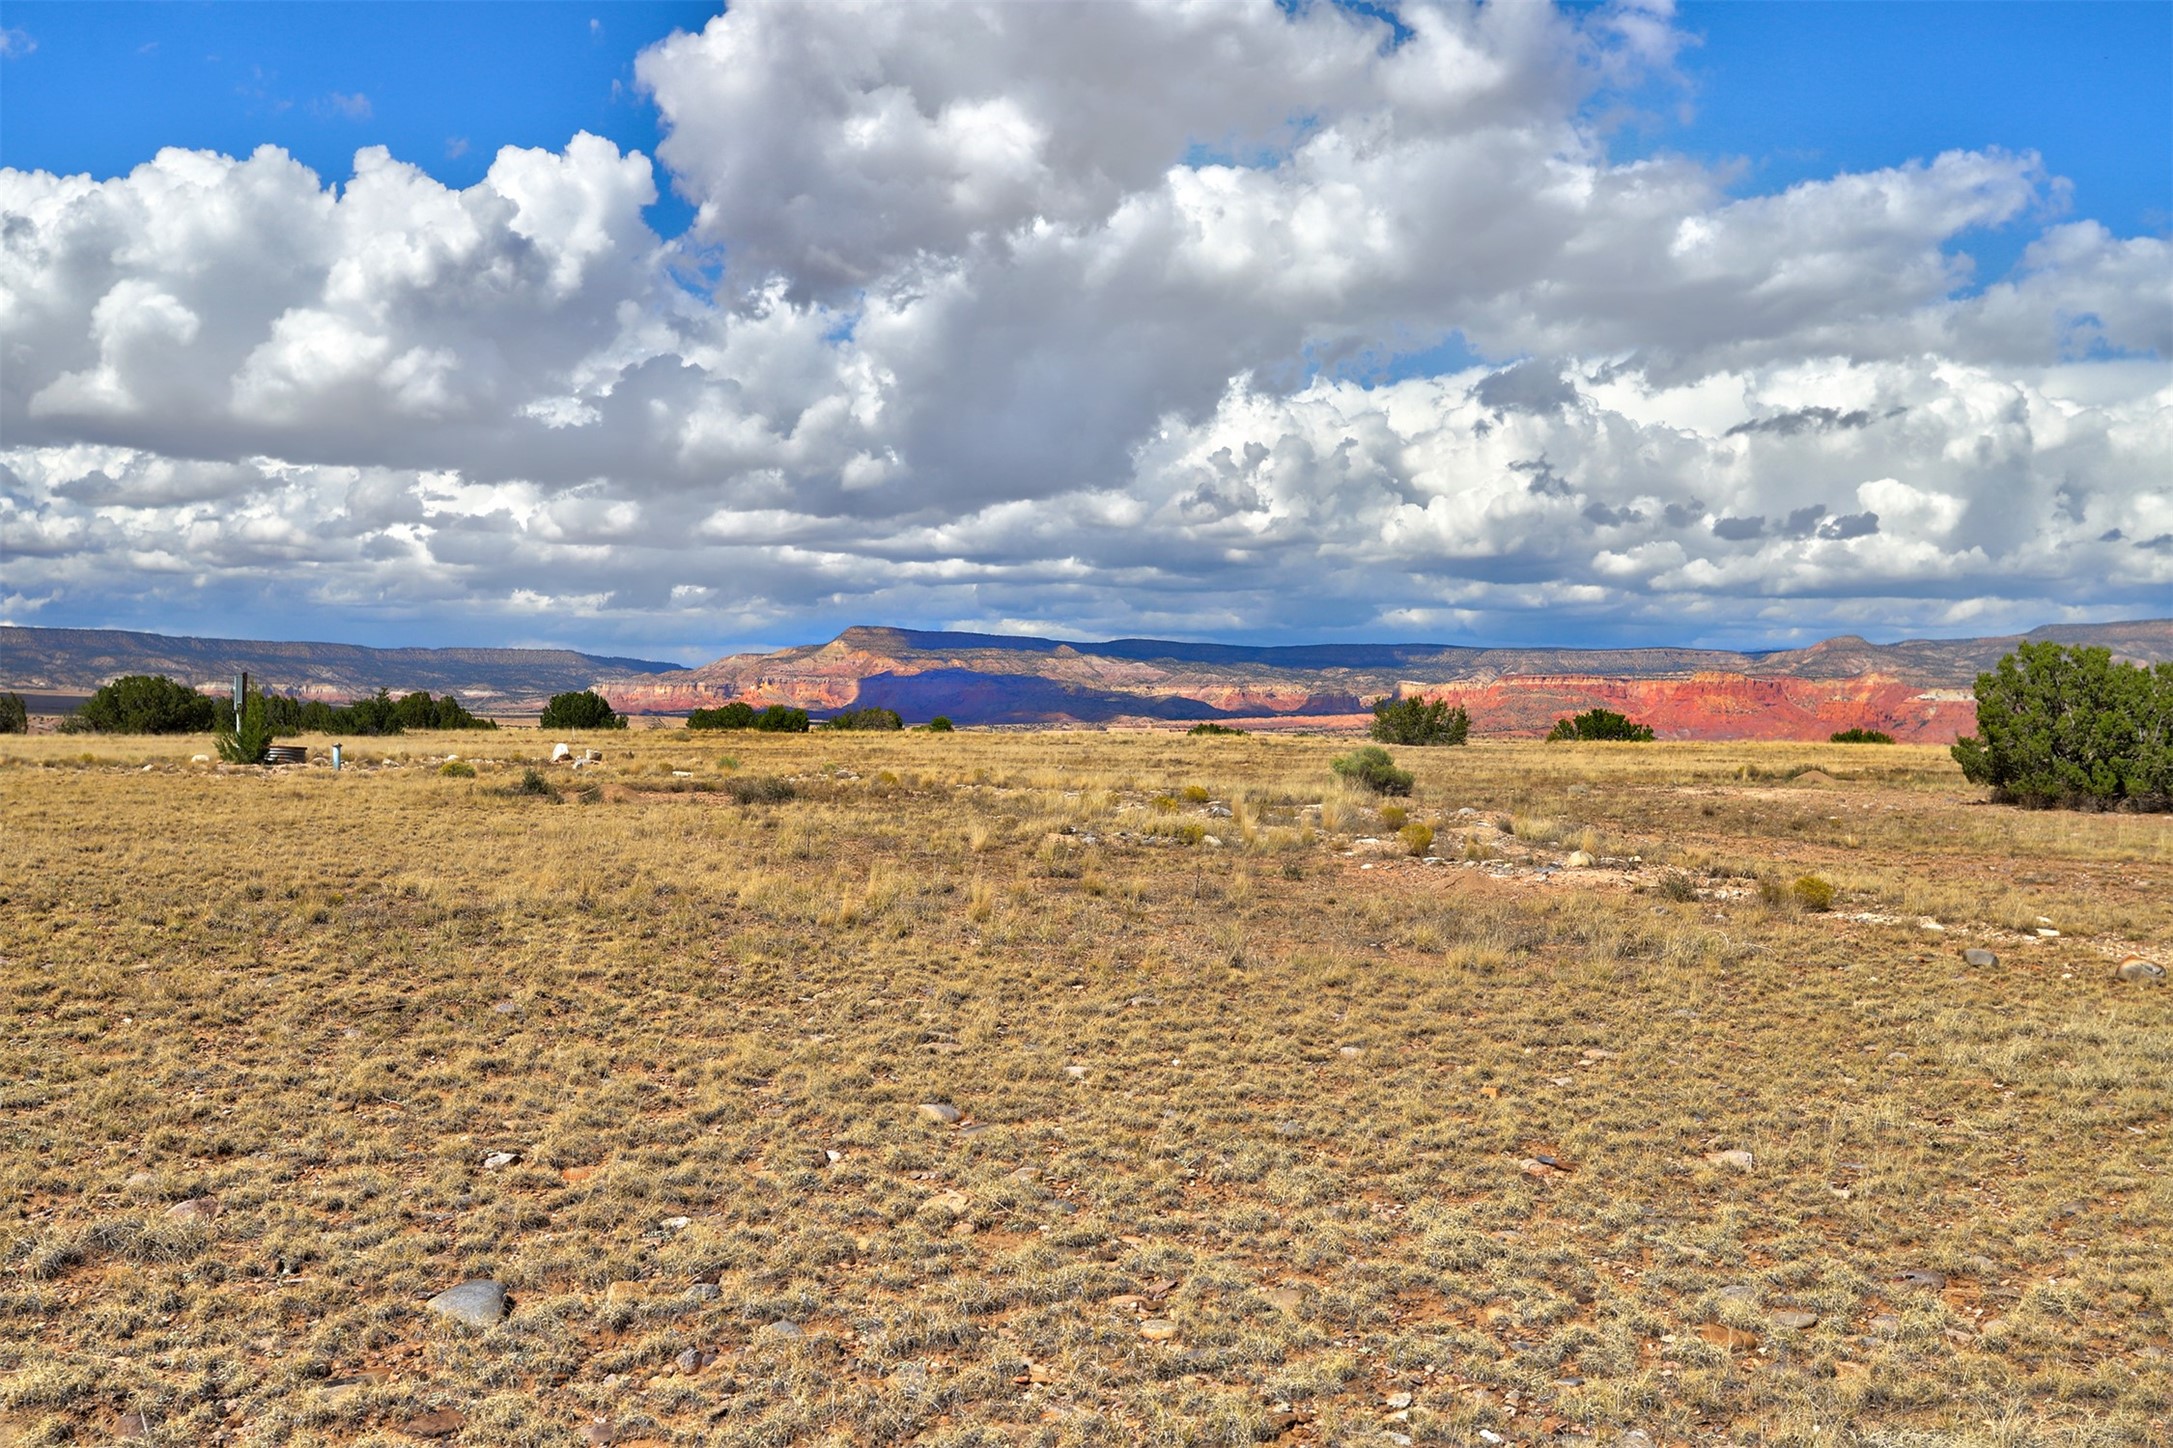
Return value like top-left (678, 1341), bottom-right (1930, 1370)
top-left (2, 1), bottom-right (2168, 657)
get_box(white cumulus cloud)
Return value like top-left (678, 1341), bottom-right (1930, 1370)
top-left (1, 0), bottom-right (2166, 653)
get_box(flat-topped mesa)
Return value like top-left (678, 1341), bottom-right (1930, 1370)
top-left (588, 619), bottom-right (2173, 737)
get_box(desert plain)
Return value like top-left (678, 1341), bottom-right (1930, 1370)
top-left (0, 729), bottom-right (2166, 1448)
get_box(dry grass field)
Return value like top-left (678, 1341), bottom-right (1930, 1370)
top-left (1, 730), bottom-right (2167, 1448)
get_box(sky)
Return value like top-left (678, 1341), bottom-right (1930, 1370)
top-left (2, 1), bottom-right (2168, 663)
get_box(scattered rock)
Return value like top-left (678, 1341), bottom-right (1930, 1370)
top-left (1384, 1390), bottom-right (1414, 1410)
top-left (424, 1279), bottom-right (508, 1327)
top-left (1063, 1065), bottom-right (1089, 1079)
top-left (1714, 1284), bottom-right (1757, 1304)
top-left (578, 1422), bottom-right (618, 1446)
top-left (2116, 955), bottom-right (2165, 984)
top-left (920, 1189), bottom-right (972, 1217)
top-left (1007, 1167), bottom-right (1042, 1183)
top-left (688, 1282), bottom-right (721, 1302)
top-left (397, 1408), bottom-right (467, 1438)
top-left (1962, 948), bottom-right (1998, 967)
top-left (1867, 1313), bottom-right (1902, 1337)
top-left (657, 1215), bottom-right (692, 1231)
top-left (1580, 1048), bottom-right (1617, 1063)
top-left (1704, 1149), bottom-right (1755, 1172)
top-left (164, 1195), bottom-right (222, 1224)
top-left (760, 1319), bottom-right (805, 1342)
top-left (958, 1122), bottom-right (994, 1140)
top-left (675, 1347), bottom-right (716, 1374)
top-left (551, 742), bottom-right (573, 762)
top-left (490, 998), bottom-right (521, 1014)
top-left (917, 1102), bottom-right (964, 1125)
top-left (1138, 1318), bottom-right (1180, 1342)
top-left (1894, 1269), bottom-right (1948, 1290)
top-left (1566, 850), bottom-right (1595, 868)
top-left (1769, 1309), bottom-right (1820, 1330)
top-left (1262, 1287), bottom-right (1304, 1312)
top-left (481, 1151), bottom-right (519, 1171)
top-left (123, 1172), bottom-right (156, 1194)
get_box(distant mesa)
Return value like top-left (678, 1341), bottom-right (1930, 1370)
top-left (9, 619), bottom-right (2169, 741)
top-left (0, 625), bottom-right (679, 715)
top-left (597, 620), bottom-right (2173, 742)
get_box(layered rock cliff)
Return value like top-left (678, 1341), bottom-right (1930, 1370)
top-left (598, 620), bottom-right (2173, 740)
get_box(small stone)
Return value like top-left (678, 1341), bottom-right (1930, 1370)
top-left (397, 1408), bottom-right (467, 1438)
top-left (578, 1423), bottom-right (617, 1446)
top-left (1339, 1045), bottom-right (1362, 1057)
top-left (164, 1195), bottom-right (221, 1224)
top-left (425, 1279), bottom-right (508, 1327)
top-left (1384, 1390), bottom-right (1413, 1409)
top-left (1962, 948), bottom-right (1998, 967)
top-left (917, 1103), bottom-right (963, 1125)
top-left (1894, 1269), bottom-right (1948, 1290)
top-left (1704, 1149), bottom-right (1755, 1172)
top-left (920, 1189), bottom-right (972, 1217)
top-left (1138, 1318), bottom-right (1180, 1341)
top-left (490, 998), bottom-right (520, 1014)
top-left (674, 1347), bottom-right (716, 1374)
top-left (1566, 850), bottom-right (1595, 868)
top-left (658, 1215), bottom-right (692, 1231)
top-left (1063, 1065), bottom-right (1089, 1079)
top-left (958, 1122), bottom-right (993, 1139)
top-left (761, 1319), bottom-right (805, 1342)
top-left (124, 1172), bottom-right (156, 1194)
top-left (1769, 1309), bottom-right (1819, 1330)
top-left (1007, 1167), bottom-right (1042, 1183)
top-left (1715, 1284), bottom-right (1757, 1304)
top-left (2116, 955), bottom-right (2166, 983)
top-left (481, 1151), bottom-right (519, 1170)
top-left (1263, 1287), bottom-right (1304, 1312)
top-left (1867, 1313), bottom-right (1901, 1336)
top-left (688, 1282), bottom-right (722, 1301)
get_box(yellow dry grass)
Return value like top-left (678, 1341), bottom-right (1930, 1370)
top-left (1, 731), bottom-right (2168, 1448)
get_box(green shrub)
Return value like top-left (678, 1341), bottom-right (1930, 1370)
top-left (1791, 875), bottom-right (1836, 911)
top-left (438, 760), bottom-right (477, 778)
top-left (1951, 642), bottom-right (2173, 808)
top-left (509, 767), bottom-right (559, 800)
top-left (688, 702), bottom-right (758, 730)
top-left (925, 716), bottom-right (955, 732)
top-left (539, 690), bottom-right (625, 730)
top-left (214, 691), bottom-right (274, 764)
top-left (823, 707), bottom-right (904, 731)
top-left (725, 775), bottom-right (795, 804)
top-left (65, 675), bottom-right (218, 735)
top-left (1400, 822), bottom-right (1435, 857)
top-left (1179, 784), bottom-right (1211, 804)
top-left (1377, 804), bottom-right (1407, 830)
top-left (0, 692), bottom-right (26, 734)
top-left (1546, 708), bottom-right (1655, 742)
top-left (753, 705), bottom-right (810, 733)
top-left (1370, 695), bottom-right (1470, 746)
top-left (1829, 727), bottom-right (1894, 744)
top-left (1187, 721), bottom-right (1245, 737)
top-left (1331, 745), bottom-right (1413, 796)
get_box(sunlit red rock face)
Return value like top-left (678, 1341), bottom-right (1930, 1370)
top-left (598, 621), bottom-right (2173, 739)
